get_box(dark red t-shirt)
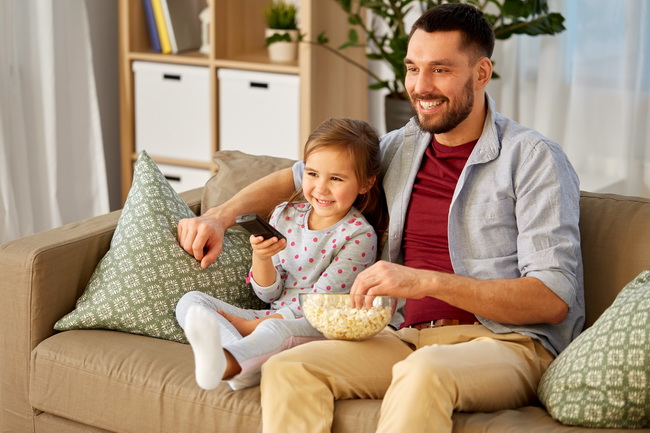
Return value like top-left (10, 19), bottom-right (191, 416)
top-left (401, 137), bottom-right (478, 328)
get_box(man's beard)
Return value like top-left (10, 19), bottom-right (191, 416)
top-left (410, 77), bottom-right (474, 135)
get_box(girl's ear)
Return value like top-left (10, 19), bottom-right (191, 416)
top-left (359, 176), bottom-right (376, 194)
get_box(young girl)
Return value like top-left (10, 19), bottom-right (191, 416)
top-left (175, 118), bottom-right (383, 391)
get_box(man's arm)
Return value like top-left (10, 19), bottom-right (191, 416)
top-left (178, 167), bottom-right (296, 269)
top-left (351, 261), bottom-right (568, 325)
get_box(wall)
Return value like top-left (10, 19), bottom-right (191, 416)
top-left (85, 0), bottom-right (121, 211)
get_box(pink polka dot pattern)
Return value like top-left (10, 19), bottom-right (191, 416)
top-left (248, 202), bottom-right (378, 319)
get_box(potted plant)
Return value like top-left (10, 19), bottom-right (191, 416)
top-left (264, 0), bottom-right (300, 63)
top-left (310, 0), bottom-right (566, 130)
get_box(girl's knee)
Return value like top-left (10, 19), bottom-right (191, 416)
top-left (177, 290), bottom-right (206, 306)
top-left (175, 291), bottom-right (211, 323)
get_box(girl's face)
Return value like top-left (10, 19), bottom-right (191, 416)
top-left (302, 147), bottom-right (372, 230)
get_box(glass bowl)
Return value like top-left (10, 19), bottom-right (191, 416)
top-left (299, 293), bottom-right (397, 341)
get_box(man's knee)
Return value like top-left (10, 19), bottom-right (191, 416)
top-left (392, 344), bottom-right (462, 388)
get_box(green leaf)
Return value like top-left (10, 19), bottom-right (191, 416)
top-left (348, 13), bottom-right (362, 26)
top-left (494, 13), bottom-right (565, 39)
top-left (348, 29), bottom-right (359, 44)
top-left (502, 0), bottom-right (550, 18)
top-left (265, 32), bottom-right (293, 47)
top-left (369, 81), bottom-right (390, 90)
top-left (264, 1), bottom-right (298, 30)
top-left (335, 0), bottom-right (353, 14)
top-left (316, 31), bottom-right (329, 45)
top-left (501, 0), bottom-right (533, 19)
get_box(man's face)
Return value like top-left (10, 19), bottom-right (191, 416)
top-left (404, 30), bottom-right (478, 136)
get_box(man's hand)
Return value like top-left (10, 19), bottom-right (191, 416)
top-left (177, 215), bottom-right (226, 269)
top-left (177, 166), bottom-right (296, 269)
top-left (350, 261), bottom-right (430, 304)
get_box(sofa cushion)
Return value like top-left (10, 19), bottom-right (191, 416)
top-left (54, 151), bottom-right (266, 343)
top-left (578, 192), bottom-right (650, 328)
top-left (30, 330), bottom-right (263, 432)
top-left (201, 150), bottom-right (296, 212)
top-left (538, 270), bottom-right (650, 428)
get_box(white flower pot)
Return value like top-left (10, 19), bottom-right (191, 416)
top-left (265, 28), bottom-right (298, 63)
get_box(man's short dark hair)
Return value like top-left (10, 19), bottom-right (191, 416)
top-left (410, 3), bottom-right (495, 60)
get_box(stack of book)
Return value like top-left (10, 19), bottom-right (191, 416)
top-left (142, 0), bottom-right (203, 54)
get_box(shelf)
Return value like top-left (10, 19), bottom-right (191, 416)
top-left (128, 51), bottom-right (210, 67)
top-left (215, 54), bottom-right (300, 74)
top-left (133, 153), bottom-right (214, 171)
top-left (118, 0), bottom-right (369, 203)
top-left (128, 51), bottom-right (300, 74)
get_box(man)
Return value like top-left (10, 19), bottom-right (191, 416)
top-left (178, 4), bottom-right (584, 432)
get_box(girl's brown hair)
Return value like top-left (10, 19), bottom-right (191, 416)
top-left (287, 118), bottom-right (385, 230)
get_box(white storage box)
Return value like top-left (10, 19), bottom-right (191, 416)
top-left (218, 69), bottom-right (300, 160)
top-left (133, 61), bottom-right (210, 163)
top-left (156, 163), bottom-right (212, 194)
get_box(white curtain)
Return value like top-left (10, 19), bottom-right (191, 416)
top-left (488, 0), bottom-right (650, 198)
top-left (0, 0), bottom-right (109, 245)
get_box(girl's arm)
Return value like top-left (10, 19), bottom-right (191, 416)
top-left (250, 236), bottom-right (285, 287)
top-left (248, 208), bottom-right (288, 304)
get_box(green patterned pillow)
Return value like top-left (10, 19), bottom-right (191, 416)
top-left (538, 270), bottom-right (650, 428)
top-left (55, 151), bottom-right (267, 343)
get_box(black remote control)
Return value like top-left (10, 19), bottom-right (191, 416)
top-left (235, 213), bottom-right (286, 240)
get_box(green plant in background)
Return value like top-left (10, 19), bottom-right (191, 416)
top-left (312, 0), bottom-right (566, 100)
top-left (264, 0), bottom-right (299, 46)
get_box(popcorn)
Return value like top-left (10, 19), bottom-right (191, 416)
top-left (301, 294), bottom-right (394, 340)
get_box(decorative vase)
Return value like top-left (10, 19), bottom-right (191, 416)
top-left (384, 95), bottom-right (415, 132)
top-left (199, 0), bottom-right (212, 55)
top-left (265, 28), bottom-right (299, 63)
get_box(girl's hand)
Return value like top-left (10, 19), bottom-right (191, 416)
top-left (218, 310), bottom-right (282, 337)
top-left (250, 235), bottom-right (286, 260)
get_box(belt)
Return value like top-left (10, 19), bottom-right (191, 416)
top-left (408, 319), bottom-right (479, 330)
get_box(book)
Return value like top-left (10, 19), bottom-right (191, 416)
top-left (160, 0), bottom-right (178, 54)
top-left (151, 0), bottom-right (172, 54)
top-left (163, 0), bottom-right (202, 54)
top-left (141, 0), bottom-right (161, 52)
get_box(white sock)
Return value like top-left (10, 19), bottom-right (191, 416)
top-left (184, 305), bottom-right (227, 390)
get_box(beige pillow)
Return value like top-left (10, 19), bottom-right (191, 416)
top-left (201, 150), bottom-right (296, 212)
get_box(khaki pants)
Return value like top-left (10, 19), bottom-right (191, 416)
top-left (260, 325), bottom-right (554, 433)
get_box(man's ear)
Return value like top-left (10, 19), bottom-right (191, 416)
top-left (360, 176), bottom-right (376, 194)
top-left (475, 57), bottom-right (492, 89)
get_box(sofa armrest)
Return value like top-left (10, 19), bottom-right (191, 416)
top-left (0, 187), bottom-right (202, 433)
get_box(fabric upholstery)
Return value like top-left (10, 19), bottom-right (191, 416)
top-left (578, 192), bottom-right (650, 327)
top-left (201, 150), bottom-right (296, 211)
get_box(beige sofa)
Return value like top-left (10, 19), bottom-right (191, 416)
top-left (2, 151), bottom-right (650, 433)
